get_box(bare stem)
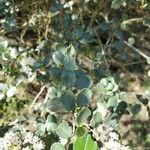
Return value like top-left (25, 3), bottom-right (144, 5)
top-left (29, 85), bottom-right (46, 111)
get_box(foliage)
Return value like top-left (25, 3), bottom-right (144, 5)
top-left (0, 0), bottom-right (150, 149)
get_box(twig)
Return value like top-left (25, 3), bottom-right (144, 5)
top-left (29, 85), bottom-right (46, 111)
top-left (96, 33), bottom-right (109, 70)
top-left (121, 17), bottom-right (144, 25)
top-left (115, 35), bottom-right (150, 61)
top-left (123, 39), bottom-right (150, 60)
top-left (44, 87), bottom-right (49, 104)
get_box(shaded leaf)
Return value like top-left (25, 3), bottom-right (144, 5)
top-left (130, 104), bottom-right (141, 115)
top-left (76, 127), bottom-right (86, 137)
top-left (77, 89), bottom-right (92, 107)
top-left (61, 91), bottom-right (76, 111)
top-left (47, 98), bottom-right (63, 112)
top-left (49, 67), bottom-right (62, 81)
top-left (116, 101), bottom-right (127, 112)
top-left (75, 70), bottom-right (93, 90)
top-left (63, 55), bottom-right (77, 71)
top-left (61, 70), bottom-right (76, 87)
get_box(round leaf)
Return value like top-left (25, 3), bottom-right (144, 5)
top-left (52, 51), bottom-right (65, 66)
top-left (51, 142), bottom-right (65, 150)
top-left (63, 55), bottom-right (77, 71)
top-left (49, 67), bottom-right (62, 81)
top-left (56, 121), bottom-right (72, 139)
top-left (61, 70), bottom-right (76, 87)
top-left (47, 98), bottom-right (63, 112)
top-left (130, 104), bottom-right (141, 115)
top-left (75, 70), bottom-right (93, 90)
top-left (116, 101), bottom-right (127, 112)
top-left (76, 127), bottom-right (85, 137)
top-left (61, 91), bottom-right (76, 111)
top-left (77, 89), bottom-right (92, 107)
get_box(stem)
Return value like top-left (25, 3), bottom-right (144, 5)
top-left (29, 85), bottom-right (46, 111)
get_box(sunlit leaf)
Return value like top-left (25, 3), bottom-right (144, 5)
top-left (73, 134), bottom-right (97, 150)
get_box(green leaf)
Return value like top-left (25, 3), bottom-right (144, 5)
top-left (73, 134), bottom-right (98, 150)
top-left (49, 67), bottom-right (62, 81)
top-left (50, 142), bottom-right (65, 150)
top-left (76, 127), bottom-right (86, 137)
top-left (52, 51), bottom-right (65, 66)
top-left (61, 70), bottom-right (76, 87)
top-left (63, 55), bottom-right (77, 71)
top-left (77, 108), bottom-right (91, 125)
top-left (75, 70), bottom-right (93, 90)
top-left (77, 89), bottom-right (92, 107)
top-left (116, 101), bottom-right (127, 112)
top-left (47, 98), bottom-right (63, 112)
top-left (61, 91), bottom-right (76, 111)
top-left (56, 121), bottom-right (72, 139)
top-left (90, 111), bottom-right (102, 127)
top-left (107, 95), bottom-right (118, 108)
top-left (130, 104), bottom-right (141, 115)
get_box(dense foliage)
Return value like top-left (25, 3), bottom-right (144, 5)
top-left (0, 0), bottom-right (150, 149)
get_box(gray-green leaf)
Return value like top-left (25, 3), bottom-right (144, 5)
top-left (61, 91), bottom-right (76, 111)
top-left (77, 108), bottom-right (91, 125)
top-left (52, 51), bottom-right (65, 66)
top-left (63, 55), bottom-right (77, 71)
top-left (50, 142), bottom-right (65, 150)
top-left (90, 111), bottom-right (102, 127)
top-left (49, 67), bottom-right (62, 81)
top-left (107, 95), bottom-right (118, 108)
top-left (61, 70), bottom-right (76, 87)
top-left (47, 98), bottom-right (63, 112)
top-left (77, 89), bottom-right (92, 107)
top-left (56, 121), bottom-right (72, 139)
top-left (75, 70), bottom-right (93, 90)
top-left (130, 104), bottom-right (141, 115)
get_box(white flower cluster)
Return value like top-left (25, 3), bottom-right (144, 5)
top-left (92, 124), bottom-right (129, 150)
top-left (21, 130), bottom-right (45, 150)
top-left (0, 127), bottom-right (45, 150)
top-left (0, 131), bottom-right (22, 150)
